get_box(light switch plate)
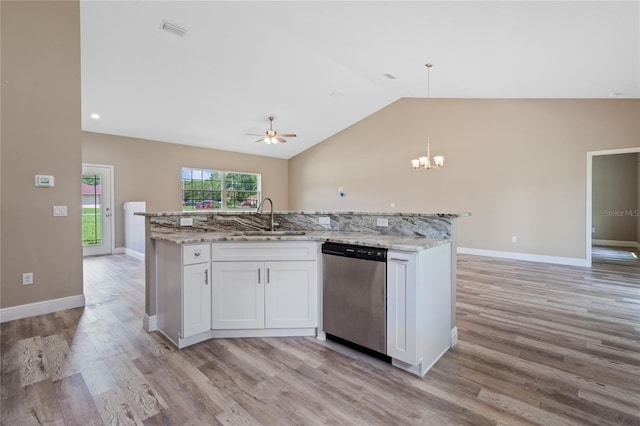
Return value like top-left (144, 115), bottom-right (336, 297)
top-left (22, 272), bottom-right (33, 285)
top-left (53, 206), bottom-right (67, 216)
top-left (180, 217), bottom-right (194, 226)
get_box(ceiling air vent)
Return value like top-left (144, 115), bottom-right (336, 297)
top-left (160, 21), bottom-right (187, 37)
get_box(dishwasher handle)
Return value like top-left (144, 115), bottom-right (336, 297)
top-left (322, 248), bottom-right (346, 256)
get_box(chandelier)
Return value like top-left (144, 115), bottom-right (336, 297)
top-left (411, 64), bottom-right (445, 171)
top-left (411, 138), bottom-right (444, 170)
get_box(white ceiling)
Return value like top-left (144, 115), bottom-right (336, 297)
top-left (80, 1), bottom-right (640, 160)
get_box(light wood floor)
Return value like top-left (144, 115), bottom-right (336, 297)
top-left (1, 248), bottom-right (638, 425)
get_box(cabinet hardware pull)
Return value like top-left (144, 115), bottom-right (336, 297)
top-left (205, 269), bottom-right (208, 285)
top-left (194, 251), bottom-right (201, 257)
top-left (390, 258), bottom-right (409, 263)
top-left (258, 268), bottom-right (261, 283)
top-left (267, 268), bottom-right (270, 284)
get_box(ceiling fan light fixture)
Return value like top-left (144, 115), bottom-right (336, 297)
top-left (248, 116), bottom-right (296, 145)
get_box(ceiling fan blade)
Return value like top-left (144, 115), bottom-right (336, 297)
top-left (276, 136), bottom-right (287, 143)
top-left (255, 138), bottom-right (265, 143)
top-left (246, 133), bottom-right (264, 137)
top-left (279, 134), bottom-right (296, 138)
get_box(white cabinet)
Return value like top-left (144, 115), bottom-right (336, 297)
top-left (265, 261), bottom-right (317, 328)
top-left (387, 250), bottom-right (418, 364)
top-left (183, 262), bottom-right (211, 337)
top-left (156, 242), bottom-right (211, 347)
top-left (211, 242), bottom-right (318, 331)
top-left (387, 243), bottom-right (452, 376)
top-left (211, 261), bottom-right (264, 329)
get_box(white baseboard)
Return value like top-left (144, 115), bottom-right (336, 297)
top-left (0, 294), bottom-right (85, 323)
top-left (113, 247), bottom-right (126, 254)
top-left (124, 248), bottom-right (145, 260)
top-left (457, 247), bottom-right (589, 267)
top-left (593, 239), bottom-right (640, 249)
top-left (450, 327), bottom-right (458, 347)
top-left (143, 314), bottom-right (157, 332)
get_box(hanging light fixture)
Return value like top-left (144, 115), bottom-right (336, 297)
top-left (411, 64), bottom-right (445, 171)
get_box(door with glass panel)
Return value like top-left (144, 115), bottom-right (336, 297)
top-left (82, 164), bottom-right (113, 256)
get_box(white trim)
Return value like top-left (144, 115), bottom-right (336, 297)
top-left (593, 239), bottom-right (640, 249)
top-left (113, 247), bottom-right (126, 254)
top-left (0, 294), bottom-right (85, 323)
top-left (457, 247), bottom-right (588, 267)
top-left (143, 314), bottom-right (157, 332)
top-left (391, 345), bottom-right (449, 377)
top-left (450, 327), bottom-right (458, 347)
top-left (586, 147), bottom-right (640, 268)
top-left (124, 248), bottom-right (145, 259)
top-left (209, 328), bottom-right (316, 339)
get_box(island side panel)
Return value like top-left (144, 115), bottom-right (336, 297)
top-left (144, 216), bottom-right (157, 330)
top-left (450, 219), bottom-right (458, 345)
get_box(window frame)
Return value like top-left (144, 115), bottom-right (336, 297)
top-left (181, 167), bottom-right (261, 211)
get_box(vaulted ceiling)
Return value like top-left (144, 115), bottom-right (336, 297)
top-left (80, 1), bottom-right (639, 159)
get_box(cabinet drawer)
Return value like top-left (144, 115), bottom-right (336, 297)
top-left (183, 244), bottom-right (210, 265)
top-left (211, 241), bottom-right (318, 261)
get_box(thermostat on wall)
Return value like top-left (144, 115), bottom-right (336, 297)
top-left (35, 175), bottom-right (54, 187)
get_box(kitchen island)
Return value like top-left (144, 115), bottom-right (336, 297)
top-left (138, 210), bottom-right (468, 376)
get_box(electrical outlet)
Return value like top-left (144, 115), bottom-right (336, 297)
top-left (180, 217), bottom-right (194, 226)
top-left (377, 218), bottom-right (389, 227)
top-left (22, 272), bottom-right (33, 285)
top-left (511, 236), bottom-right (517, 243)
top-left (319, 216), bottom-right (331, 225)
top-left (592, 227), bottom-right (596, 233)
top-left (390, 203), bottom-right (396, 209)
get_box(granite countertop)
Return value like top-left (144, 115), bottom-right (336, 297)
top-left (137, 210), bottom-right (470, 218)
top-left (150, 230), bottom-right (449, 252)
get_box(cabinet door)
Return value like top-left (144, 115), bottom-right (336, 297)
top-left (386, 252), bottom-right (418, 364)
top-left (211, 261), bottom-right (265, 329)
top-left (182, 262), bottom-right (211, 338)
top-left (265, 261), bottom-right (318, 328)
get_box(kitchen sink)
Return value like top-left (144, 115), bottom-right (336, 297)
top-left (233, 230), bottom-right (307, 236)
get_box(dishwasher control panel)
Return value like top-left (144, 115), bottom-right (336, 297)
top-left (322, 242), bottom-right (387, 261)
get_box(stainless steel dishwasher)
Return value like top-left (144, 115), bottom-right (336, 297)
top-left (322, 242), bottom-right (388, 356)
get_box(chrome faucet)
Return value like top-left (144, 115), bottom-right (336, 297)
top-left (256, 197), bottom-right (274, 231)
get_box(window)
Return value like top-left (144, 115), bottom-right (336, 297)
top-left (181, 167), bottom-right (260, 210)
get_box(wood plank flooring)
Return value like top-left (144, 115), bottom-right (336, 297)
top-left (1, 248), bottom-right (638, 425)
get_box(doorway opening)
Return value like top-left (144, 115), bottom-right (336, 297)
top-left (586, 148), bottom-right (640, 267)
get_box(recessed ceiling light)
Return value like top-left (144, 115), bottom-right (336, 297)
top-left (330, 91), bottom-right (344, 99)
top-left (608, 92), bottom-right (623, 97)
top-left (382, 73), bottom-right (397, 80)
top-left (161, 21), bottom-right (187, 37)
top-left (90, 113), bottom-right (100, 119)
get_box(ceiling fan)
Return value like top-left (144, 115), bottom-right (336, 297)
top-left (247, 116), bottom-right (296, 144)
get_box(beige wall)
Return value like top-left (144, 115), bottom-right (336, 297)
top-left (638, 153), bottom-right (640, 245)
top-left (289, 98), bottom-right (640, 260)
top-left (592, 153), bottom-right (638, 242)
top-left (82, 132), bottom-right (289, 248)
top-left (1, 1), bottom-right (83, 308)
